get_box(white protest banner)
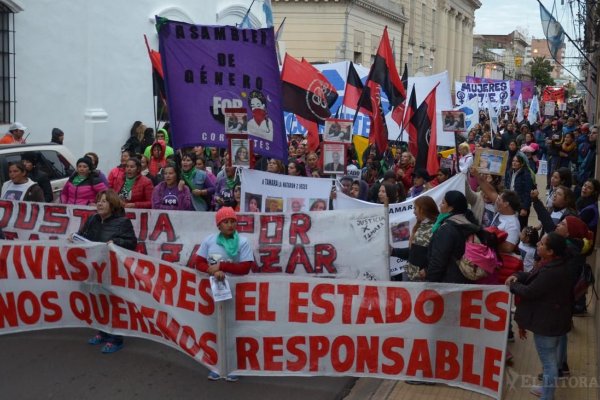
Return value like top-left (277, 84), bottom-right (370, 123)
top-left (0, 200), bottom-right (388, 280)
top-left (227, 275), bottom-right (509, 399)
top-left (0, 241), bottom-right (509, 399)
top-left (544, 102), bottom-right (556, 116)
top-left (241, 169), bottom-right (332, 212)
top-left (455, 81), bottom-right (510, 111)
top-left (333, 174), bottom-right (466, 276)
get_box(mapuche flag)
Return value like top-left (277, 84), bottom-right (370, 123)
top-left (368, 27), bottom-right (406, 109)
top-left (410, 83), bottom-right (440, 176)
top-left (281, 54), bottom-right (338, 122)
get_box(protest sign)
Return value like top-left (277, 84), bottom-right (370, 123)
top-left (0, 200), bottom-right (388, 280)
top-left (241, 169), bottom-right (333, 213)
top-left (0, 244), bottom-right (509, 399)
top-left (158, 20), bottom-right (287, 160)
top-left (334, 174), bottom-right (466, 276)
top-left (455, 81), bottom-right (510, 111)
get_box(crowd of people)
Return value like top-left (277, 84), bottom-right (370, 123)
top-left (0, 102), bottom-right (598, 395)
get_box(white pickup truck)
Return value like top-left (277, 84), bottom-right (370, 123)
top-left (0, 143), bottom-right (77, 201)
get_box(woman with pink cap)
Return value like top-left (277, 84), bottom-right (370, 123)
top-left (193, 206), bottom-right (255, 382)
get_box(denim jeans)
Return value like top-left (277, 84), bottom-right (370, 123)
top-left (557, 334), bottom-right (568, 371)
top-left (534, 334), bottom-right (560, 400)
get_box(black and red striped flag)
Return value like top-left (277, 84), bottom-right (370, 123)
top-left (410, 83), bottom-right (440, 176)
top-left (366, 81), bottom-right (388, 154)
top-left (391, 63), bottom-right (409, 127)
top-left (403, 86), bottom-right (418, 157)
top-left (368, 27), bottom-right (406, 109)
top-left (343, 62), bottom-right (370, 114)
top-left (144, 35), bottom-right (166, 106)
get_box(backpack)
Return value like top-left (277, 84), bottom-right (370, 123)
top-left (573, 263), bottom-right (598, 301)
top-left (457, 232), bottom-right (500, 281)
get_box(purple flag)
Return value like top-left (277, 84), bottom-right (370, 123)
top-left (158, 19), bottom-right (287, 160)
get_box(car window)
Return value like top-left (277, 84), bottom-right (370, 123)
top-left (39, 150), bottom-right (74, 180)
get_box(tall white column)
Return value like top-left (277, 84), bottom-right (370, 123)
top-left (446, 8), bottom-right (456, 82)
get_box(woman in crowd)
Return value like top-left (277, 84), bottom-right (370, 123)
top-left (84, 152), bottom-right (109, 185)
top-left (576, 178), bottom-right (600, 235)
top-left (108, 150), bottom-right (131, 191)
top-left (532, 186), bottom-right (577, 233)
top-left (391, 196), bottom-right (439, 281)
top-left (180, 152), bottom-right (215, 212)
top-left (151, 164), bottom-right (192, 211)
top-left (426, 190), bottom-right (481, 283)
top-left (112, 157), bottom-right (154, 209)
top-left (377, 182), bottom-right (399, 204)
top-left (430, 167), bottom-right (451, 187)
top-left (406, 169), bottom-right (431, 198)
top-left (546, 167), bottom-right (572, 210)
top-left (193, 207), bottom-right (255, 381)
top-left (232, 184), bottom-right (241, 212)
top-left (61, 156), bottom-right (107, 205)
top-left (287, 161), bottom-right (307, 177)
top-left (214, 166), bottom-right (240, 210)
top-left (77, 189), bottom-right (137, 354)
top-left (558, 132), bottom-right (577, 169)
top-left (1, 161), bottom-right (45, 202)
top-left (195, 155), bottom-right (218, 187)
top-left (505, 152), bottom-right (534, 229)
top-left (395, 152), bottom-right (415, 190)
top-left (266, 159), bottom-right (285, 174)
top-left (457, 143), bottom-right (473, 173)
top-left (507, 232), bottom-right (574, 399)
top-left (148, 140), bottom-right (168, 179)
top-left (122, 121), bottom-right (153, 156)
top-left (20, 152), bottom-right (53, 202)
top-left (305, 152), bottom-right (321, 178)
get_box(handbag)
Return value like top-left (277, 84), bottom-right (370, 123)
top-left (458, 235), bottom-right (500, 281)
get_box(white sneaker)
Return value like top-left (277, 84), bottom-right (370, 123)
top-left (529, 385), bottom-right (542, 397)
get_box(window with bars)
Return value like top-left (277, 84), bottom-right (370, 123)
top-left (0, 7), bottom-right (15, 124)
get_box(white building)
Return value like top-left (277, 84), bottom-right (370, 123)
top-left (3, 0), bottom-right (263, 170)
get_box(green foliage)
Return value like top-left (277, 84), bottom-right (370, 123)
top-left (528, 57), bottom-right (555, 87)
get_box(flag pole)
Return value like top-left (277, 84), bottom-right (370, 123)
top-left (238, 0), bottom-right (257, 27)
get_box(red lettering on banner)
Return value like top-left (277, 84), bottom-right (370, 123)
top-left (289, 214), bottom-right (310, 244)
top-left (137, 211), bottom-right (149, 241)
top-left (90, 293), bottom-right (110, 324)
top-left (406, 339), bottom-right (433, 378)
top-left (149, 213), bottom-right (176, 242)
top-left (0, 245), bottom-right (9, 278)
top-left (185, 244), bottom-right (202, 269)
top-left (259, 215), bottom-right (284, 244)
top-left (0, 292), bottom-right (18, 327)
top-left (287, 336), bottom-right (307, 371)
top-left (91, 261), bottom-right (107, 284)
top-left (3, 231), bottom-right (18, 240)
top-left (14, 202), bottom-right (39, 230)
top-left (110, 295), bottom-right (128, 329)
top-left (484, 292), bottom-right (509, 331)
top-left (237, 337), bottom-right (261, 369)
top-left (356, 336), bottom-right (379, 373)
top-left (258, 246), bottom-right (282, 273)
top-left (285, 245), bottom-right (312, 273)
top-left (337, 284), bottom-right (359, 324)
top-left (236, 214), bottom-right (255, 233)
top-left (460, 290), bottom-right (483, 329)
top-left (0, 200), bottom-right (13, 228)
top-left (11, 245), bottom-right (24, 278)
top-left (234, 282), bottom-right (275, 321)
top-left (462, 344), bottom-right (480, 385)
top-left (47, 246), bottom-right (70, 280)
top-left (133, 259), bottom-right (155, 294)
top-left (28, 233), bottom-right (40, 240)
top-left (41, 291), bottom-right (62, 322)
top-left (153, 263), bottom-right (178, 306)
top-left (0, 291), bottom-right (62, 327)
top-left (258, 282), bottom-right (275, 321)
top-left (482, 347), bottom-right (502, 391)
top-left (314, 244), bottom-right (337, 273)
top-left (67, 247), bottom-right (89, 281)
top-left (23, 245), bottom-right (44, 279)
top-left (435, 341), bottom-right (460, 380)
top-left (312, 284), bottom-right (334, 323)
top-left (156, 310), bottom-right (182, 344)
top-left (176, 269), bottom-right (196, 311)
top-left (135, 242), bottom-right (148, 255)
top-left (308, 336), bottom-right (329, 371)
top-left (356, 287), bottom-right (383, 324)
top-left (288, 282), bottom-right (308, 323)
top-left (160, 243), bottom-right (183, 263)
top-left (127, 300), bottom-right (148, 332)
top-left (16, 291), bottom-right (41, 325)
top-left (264, 336), bottom-right (284, 370)
top-left (414, 290), bottom-right (444, 324)
top-left (40, 205), bottom-right (69, 234)
top-left (386, 287), bottom-right (411, 323)
top-left (72, 208), bottom-right (96, 231)
top-left (198, 279), bottom-right (214, 315)
top-left (381, 337), bottom-right (404, 374)
top-left (331, 336), bottom-right (354, 372)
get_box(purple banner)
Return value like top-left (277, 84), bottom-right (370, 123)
top-left (466, 76), bottom-right (534, 106)
top-left (158, 20), bottom-right (287, 160)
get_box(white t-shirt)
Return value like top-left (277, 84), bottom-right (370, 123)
top-left (196, 233), bottom-right (254, 265)
top-left (518, 242), bottom-right (536, 272)
top-left (490, 212), bottom-right (520, 246)
top-left (1, 179), bottom-right (36, 201)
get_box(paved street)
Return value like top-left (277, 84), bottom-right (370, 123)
top-left (0, 329), bottom-right (355, 400)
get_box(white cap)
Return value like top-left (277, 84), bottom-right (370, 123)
top-left (9, 122), bottom-right (26, 131)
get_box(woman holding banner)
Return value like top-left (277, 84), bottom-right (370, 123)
top-left (1, 161), bottom-right (45, 202)
top-left (193, 207), bottom-right (255, 382)
top-left (75, 189), bottom-right (137, 354)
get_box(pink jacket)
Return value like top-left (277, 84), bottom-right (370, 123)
top-left (60, 174), bottom-right (107, 205)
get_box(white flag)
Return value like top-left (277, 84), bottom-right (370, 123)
top-left (487, 93), bottom-right (499, 135)
top-left (456, 96), bottom-right (479, 132)
top-left (528, 95), bottom-right (540, 125)
top-left (516, 94), bottom-right (524, 123)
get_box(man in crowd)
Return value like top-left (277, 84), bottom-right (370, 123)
top-left (0, 122), bottom-right (27, 144)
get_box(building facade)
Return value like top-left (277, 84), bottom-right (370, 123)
top-left (272, 0), bottom-right (480, 82)
top-left (527, 38), bottom-right (566, 79)
top-left (472, 30), bottom-right (530, 80)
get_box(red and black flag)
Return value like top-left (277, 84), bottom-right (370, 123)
top-left (144, 35), bottom-right (166, 106)
top-left (403, 86), bottom-right (418, 156)
top-left (368, 27), bottom-right (406, 109)
top-left (343, 62), bottom-right (370, 114)
top-left (391, 63), bottom-right (409, 127)
top-left (410, 83), bottom-right (440, 176)
top-left (281, 54), bottom-right (338, 122)
top-left (366, 81), bottom-right (388, 154)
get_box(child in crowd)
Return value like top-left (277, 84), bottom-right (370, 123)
top-left (518, 226), bottom-right (540, 273)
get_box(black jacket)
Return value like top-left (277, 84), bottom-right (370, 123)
top-left (78, 213), bottom-right (137, 250)
top-left (532, 197), bottom-right (577, 233)
top-left (29, 167), bottom-right (53, 202)
top-left (504, 167), bottom-right (532, 210)
top-left (426, 214), bottom-right (480, 283)
top-left (511, 257), bottom-right (575, 336)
